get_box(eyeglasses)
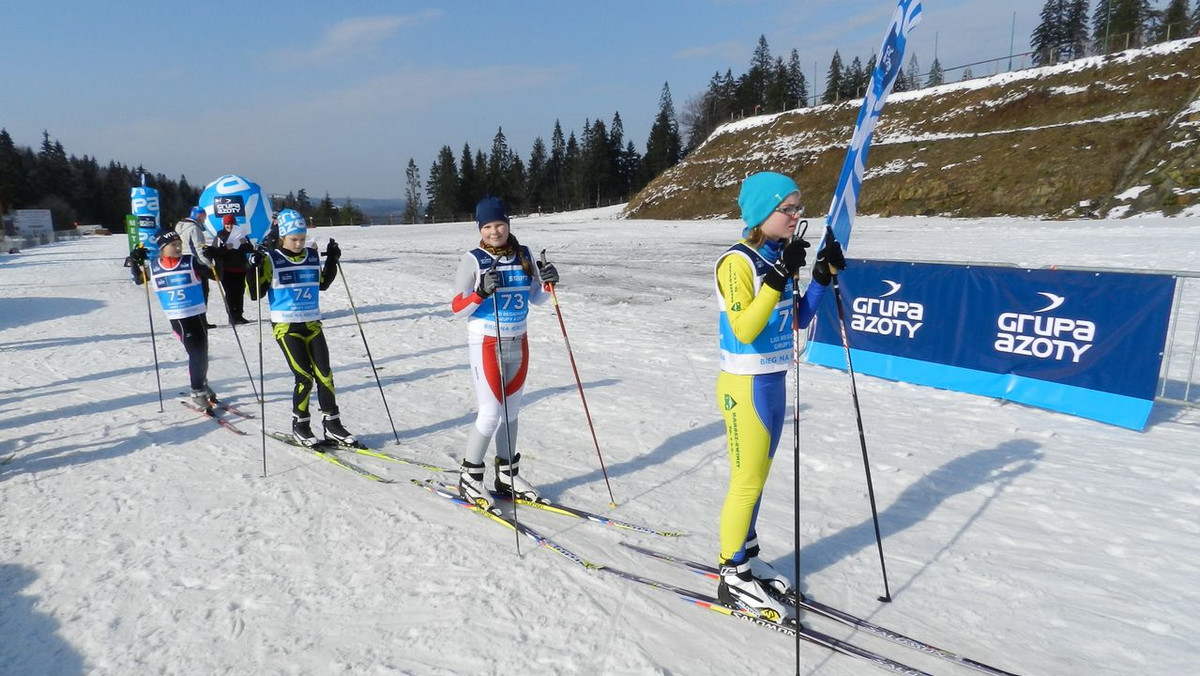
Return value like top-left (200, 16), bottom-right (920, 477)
top-left (774, 205), bottom-right (802, 217)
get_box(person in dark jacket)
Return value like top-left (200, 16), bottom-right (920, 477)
top-left (211, 213), bottom-right (253, 324)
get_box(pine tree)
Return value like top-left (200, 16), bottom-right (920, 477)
top-left (564, 132), bottom-right (580, 208)
top-left (1032, 0), bottom-right (1066, 65)
top-left (1191, 0), bottom-right (1200, 34)
top-left (746, 35), bottom-right (773, 110)
top-left (402, 158), bottom-right (422, 224)
top-left (34, 131), bottom-right (74, 204)
top-left (313, 193), bottom-right (337, 227)
top-left (822, 50), bottom-right (844, 104)
top-left (786, 49), bottom-right (808, 108)
top-left (0, 129), bottom-right (30, 213)
top-left (1094, 0), bottom-right (1152, 51)
top-left (763, 57), bottom-right (790, 113)
top-left (843, 56), bottom-right (865, 100)
top-left (643, 82), bottom-right (682, 179)
top-left (488, 127), bottom-right (512, 200)
top-left (905, 53), bottom-right (921, 90)
top-left (427, 146), bottom-right (458, 221)
top-left (926, 57), bottom-right (944, 86)
top-left (526, 137), bottom-right (548, 213)
top-left (1064, 0), bottom-right (1091, 59)
top-left (549, 121), bottom-right (566, 210)
top-left (458, 143), bottom-right (477, 215)
top-left (1161, 0), bottom-right (1189, 40)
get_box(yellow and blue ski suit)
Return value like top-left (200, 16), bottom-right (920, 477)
top-left (715, 238), bottom-right (825, 565)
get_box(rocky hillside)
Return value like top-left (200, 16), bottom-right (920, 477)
top-left (625, 38), bottom-right (1200, 221)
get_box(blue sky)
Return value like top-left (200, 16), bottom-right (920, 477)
top-left (2, 1), bottom-right (1046, 199)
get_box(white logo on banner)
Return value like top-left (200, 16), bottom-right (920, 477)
top-left (850, 281), bottom-right (924, 338)
top-left (994, 293), bottom-right (1095, 363)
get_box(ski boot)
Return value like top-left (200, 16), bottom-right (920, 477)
top-left (746, 539), bottom-right (804, 604)
top-left (292, 415), bottom-right (320, 448)
top-left (494, 453), bottom-right (540, 501)
top-left (190, 389), bottom-right (213, 414)
top-left (203, 384), bottom-right (219, 405)
top-left (458, 460), bottom-right (494, 510)
top-left (717, 559), bottom-right (798, 626)
top-left (322, 413), bottom-right (358, 447)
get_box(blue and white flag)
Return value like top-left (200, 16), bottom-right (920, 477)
top-left (198, 174), bottom-right (273, 244)
top-left (130, 186), bottom-right (161, 254)
top-left (824, 0), bottom-right (922, 251)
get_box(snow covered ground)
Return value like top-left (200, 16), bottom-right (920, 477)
top-left (3, 206), bottom-right (1199, 675)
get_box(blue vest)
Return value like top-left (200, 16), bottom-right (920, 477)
top-left (716, 242), bottom-right (794, 375)
top-left (149, 256), bottom-right (206, 320)
top-left (468, 246), bottom-right (534, 337)
top-left (267, 248), bottom-right (322, 323)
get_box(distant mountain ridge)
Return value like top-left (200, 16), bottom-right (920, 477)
top-left (626, 38), bottom-right (1200, 221)
top-left (336, 197), bottom-right (406, 221)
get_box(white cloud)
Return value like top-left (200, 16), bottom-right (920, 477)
top-left (272, 11), bottom-right (443, 68)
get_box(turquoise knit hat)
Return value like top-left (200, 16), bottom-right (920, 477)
top-left (276, 209), bottom-right (307, 237)
top-left (738, 172), bottom-right (800, 237)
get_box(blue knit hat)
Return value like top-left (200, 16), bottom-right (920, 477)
top-left (475, 196), bottom-right (509, 229)
top-left (189, 206), bottom-right (205, 221)
top-left (737, 172), bottom-right (800, 236)
top-left (276, 209), bottom-right (307, 237)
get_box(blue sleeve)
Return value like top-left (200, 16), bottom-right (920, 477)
top-left (796, 278), bottom-right (827, 328)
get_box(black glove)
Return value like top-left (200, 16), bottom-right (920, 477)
top-left (536, 259), bottom-right (559, 285)
top-left (324, 239), bottom-right (341, 264)
top-left (237, 239), bottom-right (254, 253)
top-left (764, 237), bottom-right (811, 291)
top-left (247, 248), bottom-right (267, 269)
top-left (261, 228), bottom-right (279, 250)
top-left (812, 229), bottom-right (847, 286)
top-left (129, 247), bottom-right (147, 266)
top-left (476, 268), bottom-right (501, 299)
top-left (202, 244), bottom-right (221, 261)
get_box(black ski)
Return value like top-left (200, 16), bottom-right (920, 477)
top-left (620, 543), bottom-right (1022, 676)
top-left (180, 400), bottom-right (246, 435)
top-left (415, 480), bottom-right (930, 675)
top-left (266, 431), bottom-right (393, 483)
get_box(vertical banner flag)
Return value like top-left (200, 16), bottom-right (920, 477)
top-left (130, 186), bottom-right (161, 255)
top-left (805, 261), bottom-right (1176, 430)
top-left (824, 0), bottom-right (922, 252)
top-left (124, 214), bottom-right (139, 252)
top-left (198, 174), bottom-right (273, 244)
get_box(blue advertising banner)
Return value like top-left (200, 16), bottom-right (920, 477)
top-left (198, 174), bottom-right (272, 244)
top-left (805, 261), bottom-right (1176, 430)
top-left (130, 186), bottom-right (160, 255)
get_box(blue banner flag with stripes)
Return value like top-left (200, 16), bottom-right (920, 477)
top-left (824, 0), bottom-right (922, 251)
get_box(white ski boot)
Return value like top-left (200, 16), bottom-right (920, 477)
top-left (458, 460), bottom-right (494, 510)
top-left (717, 559), bottom-right (798, 625)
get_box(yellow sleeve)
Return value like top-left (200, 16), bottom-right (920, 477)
top-left (717, 253), bottom-right (782, 344)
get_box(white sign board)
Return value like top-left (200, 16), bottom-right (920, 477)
top-left (14, 210), bottom-right (53, 236)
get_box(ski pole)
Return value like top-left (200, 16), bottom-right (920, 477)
top-left (206, 260), bottom-right (261, 402)
top-left (538, 249), bottom-right (616, 508)
top-left (488, 256), bottom-right (521, 555)
top-left (790, 220), bottom-right (808, 670)
top-left (337, 260), bottom-right (400, 443)
top-left (255, 257), bottom-right (266, 477)
top-left (139, 257), bottom-right (164, 412)
top-left (826, 229), bottom-right (892, 603)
